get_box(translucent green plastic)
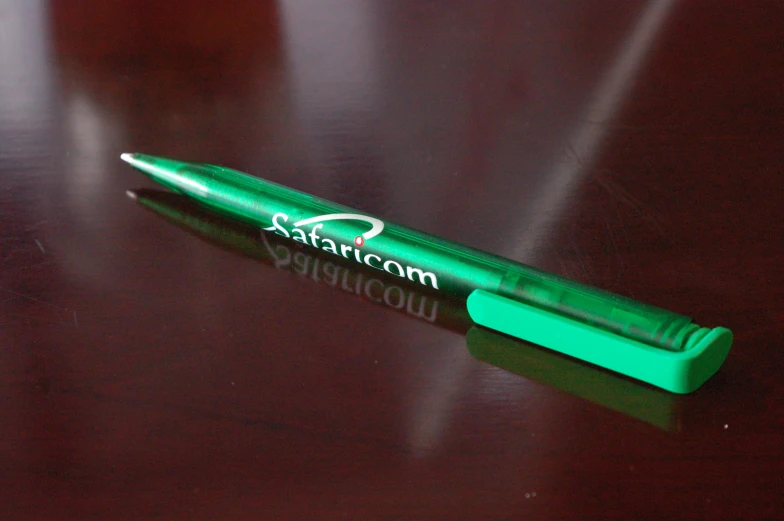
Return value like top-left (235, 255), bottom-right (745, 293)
top-left (122, 153), bottom-right (719, 353)
top-left (123, 153), bottom-right (733, 392)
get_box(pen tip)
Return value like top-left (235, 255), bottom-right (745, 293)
top-left (125, 190), bottom-right (138, 200)
top-left (120, 152), bottom-right (135, 164)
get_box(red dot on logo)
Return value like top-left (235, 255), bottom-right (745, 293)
top-left (354, 236), bottom-right (364, 247)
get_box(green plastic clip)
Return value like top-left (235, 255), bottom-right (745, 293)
top-left (467, 290), bottom-right (732, 394)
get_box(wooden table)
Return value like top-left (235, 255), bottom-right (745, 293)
top-left (2, 1), bottom-right (782, 519)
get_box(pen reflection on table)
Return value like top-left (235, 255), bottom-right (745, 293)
top-left (128, 188), bottom-right (684, 431)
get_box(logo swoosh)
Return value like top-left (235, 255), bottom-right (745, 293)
top-left (293, 213), bottom-right (384, 240)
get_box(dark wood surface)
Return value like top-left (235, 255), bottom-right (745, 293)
top-left (2, 1), bottom-right (782, 519)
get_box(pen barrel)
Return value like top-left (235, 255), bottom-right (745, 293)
top-left (139, 158), bottom-right (700, 351)
top-left (495, 270), bottom-right (697, 351)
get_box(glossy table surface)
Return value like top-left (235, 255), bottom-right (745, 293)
top-left (1, 1), bottom-right (783, 519)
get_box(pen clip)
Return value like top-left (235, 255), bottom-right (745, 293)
top-left (466, 290), bottom-right (732, 394)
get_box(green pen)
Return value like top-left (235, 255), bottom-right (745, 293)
top-left (121, 153), bottom-right (732, 393)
